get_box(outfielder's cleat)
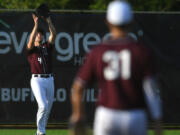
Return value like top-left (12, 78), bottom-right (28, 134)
top-left (36, 133), bottom-right (45, 135)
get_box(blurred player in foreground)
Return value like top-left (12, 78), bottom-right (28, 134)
top-left (26, 6), bottom-right (56, 135)
top-left (70, 0), bottom-right (163, 135)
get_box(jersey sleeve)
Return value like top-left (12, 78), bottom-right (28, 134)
top-left (75, 50), bottom-right (96, 86)
top-left (143, 77), bottom-right (162, 120)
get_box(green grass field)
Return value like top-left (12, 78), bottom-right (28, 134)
top-left (0, 129), bottom-right (179, 135)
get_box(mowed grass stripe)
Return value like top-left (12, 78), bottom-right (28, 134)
top-left (0, 129), bottom-right (180, 135)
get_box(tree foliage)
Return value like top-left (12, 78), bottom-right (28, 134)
top-left (0, 0), bottom-right (179, 11)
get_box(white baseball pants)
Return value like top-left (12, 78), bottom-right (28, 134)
top-left (94, 106), bottom-right (148, 135)
top-left (31, 76), bottom-right (54, 135)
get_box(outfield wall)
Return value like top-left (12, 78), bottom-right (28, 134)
top-left (0, 11), bottom-right (180, 126)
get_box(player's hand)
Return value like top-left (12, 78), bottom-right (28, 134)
top-left (70, 112), bottom-right (83, 126)
top-left (32, 13), bottom-right (38, 25)
top-left (46, 16), bottom-right (51, 24)
top-left (69, 113), bottom-right (86, 135)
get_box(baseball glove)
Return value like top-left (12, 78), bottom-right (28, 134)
top-left (35, 3), bottom-right (50, 19)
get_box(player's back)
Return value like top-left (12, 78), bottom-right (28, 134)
top-left (89, 37), bottom-right (152, 110)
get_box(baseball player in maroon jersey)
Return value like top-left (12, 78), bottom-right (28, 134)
top-left (27, 13), bottom-right (56, 135)
top-left (70, 1), bottom-right (163, 135)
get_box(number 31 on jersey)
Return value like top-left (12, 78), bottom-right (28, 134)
top-left (103, 49), bottom-right (131, 80)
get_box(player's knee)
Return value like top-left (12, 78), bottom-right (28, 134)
top-left (39, 104), bottom-right (48, 112)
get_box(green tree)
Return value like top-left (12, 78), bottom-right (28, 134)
top-left (127, 0), bottom-right (177, 11)
top-left (0, 0), bottom-right (179, 11)
top-left (89, 0), bottom-right (111, 10)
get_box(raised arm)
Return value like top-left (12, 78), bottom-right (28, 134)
top-left (46, 17), bottom-right (56, 44)
top-left (27, 14), bottom-right (38, 49)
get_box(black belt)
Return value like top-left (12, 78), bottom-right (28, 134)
top-left (33, 74), bottom-right (53, 78)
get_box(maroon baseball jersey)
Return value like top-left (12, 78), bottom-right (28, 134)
top-left (27, 42), bottom-right (53, 74)
top-left (76, 37), bottom-right (155, 110)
